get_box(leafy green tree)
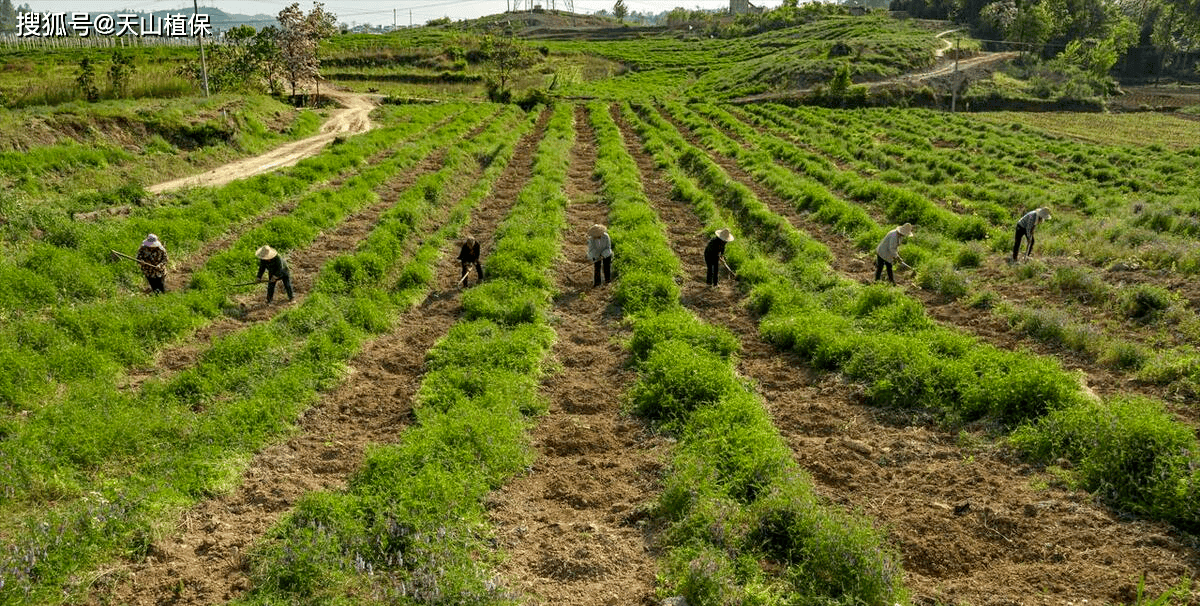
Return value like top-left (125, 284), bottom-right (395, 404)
top-left (76, 57), bottom-right (100, 102)
top-left (108, 52), bottom-right (136, 98)
top-left (0, 0), bottom-right (16, 34)
top-left (614, 0), bottom-right (628, 22)
top-left (479, 34), bottom-right (537, 103)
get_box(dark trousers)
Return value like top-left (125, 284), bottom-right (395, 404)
top-left (593, 256), bottom-right (611, 287)
top-left (460, 262), bottom-right (483, 285)
top-left (146, 276), bottom-right (165, 294)
top-left (874, 255), bottom-right (894, 284)
top-left (267, 274), bottom-right (294, 303)
top-left (1012, 225), bottom-right (1032, 261)
top-left (705, 253), bottom-right (721, 286)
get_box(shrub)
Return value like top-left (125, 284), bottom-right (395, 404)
top-left (626, 340), bottom-right (740, 425)
top-left (954, 242), bottom-right (985, 269)
top-left (914, 257), bottom-right (968, 300)
top-left (1117, 284), bottom-right (1173, 323)
top-left (629, 310), bottom-right (739, 362)
top-left (460, 279), bottom-right (546, 325)
top-left (1050, 266), bottom-right (1108, 303)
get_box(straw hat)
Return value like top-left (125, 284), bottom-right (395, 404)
top-left (1036, 208), bottom-right (1051, 221)
top-left (141, 233), bottom-right (163, 249)
top-left (588, 224), bottom-right (607, 239)
top-left (897, 223), bottom-right (914, 237)
top-left (715, 228), bottom-right (734, 242)
top-left (255, 245), bottom-right (278, 260)
top-left (463, 235), bottom-right (477, 246)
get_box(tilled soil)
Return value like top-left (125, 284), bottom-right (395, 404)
top-left (614, 105), bottom-right (1200, 605)
top-left (83, 108), bottom-right (551, 606)
top-left (486, 105), bottom-right (665, 606)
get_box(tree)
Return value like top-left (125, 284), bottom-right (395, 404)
top-left (479, 35), bottom-right (537, 103)
top-left (76, 57), bottom-right (100, 102)
top-left (276, 1), bottom-right (337, 102)
top-left (614, 0), bottom-right (628, 22)
top-left (0, 0), bottom-right (16, 34)
top-left (108, 52), bottom-right (136, 98)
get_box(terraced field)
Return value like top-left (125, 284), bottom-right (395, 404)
top-left (3, 49), bottom-right (1200, 606)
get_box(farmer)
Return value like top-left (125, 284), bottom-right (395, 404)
top-left (457, 235), bottom-right (484, 287)
top-left (704, 228), bottom-right (735, 287)
top-left (1013, 207), bottom-right (1051, 262)
top-left (587, 223), bottom-right (613, 287)
top-left (136, 233), bottom-right (168, 294)
top-left (255, 245), bottom-right (294, 304)
top-left (875, 223), bottom-right (914, 285)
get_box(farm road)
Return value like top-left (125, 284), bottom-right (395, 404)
top-left (733, 29), bottom-right (1019, 105)
top-left (649, 105), bottom-right (1199, 604)
top-left (90, 109), bottom-right (549, 605)
top-left (487, 105), bottom-right (664, 606)
top-left (147, 90), bottom-right (378, 194)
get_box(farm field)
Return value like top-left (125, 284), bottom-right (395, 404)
top-left (3, 13), bottom-right (1200, 606)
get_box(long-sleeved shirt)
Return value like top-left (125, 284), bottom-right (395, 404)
top-left (457, 241), bottom-right (481, 263)
top-left (137, 245), bottom-right (167, 278)
top-left (704, 236), bottom-right (727, 263)
top-left (588, 233), bottom-right (612, 261)
top-left (1017, 210), bottom-right (1041, 235)
top-left (875, 229), bottom-right (903, 263)
top-left (257, 255), bottom-right (290, 280)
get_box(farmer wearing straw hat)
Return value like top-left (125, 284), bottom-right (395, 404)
top-left (1013, 207), bottom-right (1051, 263)
top-left (136, 233), bottom-right (168, 294)
top-left (587, 224), bottom-right (613, 287)
top-left (875, 223), bottom-right (914, 285)
top-left (704, 228), bottom-right (734, 287)
top-left (255, 245), bottom-right (294, 304)
top-left (457, 235), bottom-right (484, 287)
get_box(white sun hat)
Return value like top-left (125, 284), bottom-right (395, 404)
top-left (255, 245), bottom-right (278, 260)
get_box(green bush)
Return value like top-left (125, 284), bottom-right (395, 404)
top-left (954, 242), bottom-right (985, 269)
top-left (629, 310), bottom-right (740, 362)
top-left (626, 339), bottom-right (741, 425)
top-left (461, 279), bottom-right (546, 325)
top-left (1117, 284), bottom-right (1173, 323)
top-left (1011, 397), bottom-right (1200, 528)
top-left (914, 257), bottom-right (968, 300)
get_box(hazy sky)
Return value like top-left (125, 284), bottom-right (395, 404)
top-left (24, 0), bottom-right (788, 27)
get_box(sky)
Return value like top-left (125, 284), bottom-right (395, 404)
top-left (24, 0), bottom-right (788, 28)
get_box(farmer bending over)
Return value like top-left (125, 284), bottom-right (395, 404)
top-left (1013, 207), bottom-right (1051, 262)
top-left (875, 223), bottom-right (914, 285)
top-left (457, 235), bottom-right (484, 287)
top-left (704, 228), bottom-right (734, 287)
top-left (137, 233), bottom-right (168, 294)
top-left (255, 245), bottom-right (294, 304)
top-left (587, 224), bottom-right (613, 287)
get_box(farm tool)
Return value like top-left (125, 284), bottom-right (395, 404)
top-left (110, 249), bottom-right (162, 270)
top-left (721, 256), bottom-right (738, 280)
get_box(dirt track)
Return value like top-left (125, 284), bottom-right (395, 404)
top-left (146, 90), bottom-right (378, 194)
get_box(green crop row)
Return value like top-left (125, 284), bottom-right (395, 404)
top-left (0, 102), bottom-right (534, 604)
top-left (0, 104), bottom-right (493, 413)
top-left (236, 103), bottom-right (573, 605)
top-left (600, 100), bottom-right (905, 606)
top-left (671, 101), bottom-right (1200, 395)
top-left (0, 102), bottom-right (463, 311)
top-left (630, 100), bottom-right (1200, 532)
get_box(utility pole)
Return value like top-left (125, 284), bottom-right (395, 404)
top-left (193, 0), bottom-right (209, 97)
top-left (393, 8), bottom-right (396, 29)
top-left (951, 35), bottom-right (960, 112)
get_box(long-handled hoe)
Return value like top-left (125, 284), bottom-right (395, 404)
top-left (110, 249), bottom-right (162, 271)
top-left (721, 256), bottom-right (738, 280)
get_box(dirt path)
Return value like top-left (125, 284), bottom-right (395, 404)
top-left (486, 105), bottom-right (664, 606)
top-left (732, 29), bottom-right (1017, 105)
top-left (86, 110), bottom-right (551, 606)
top-left (147, 90), bottom-right (378, 194)
top-left (614, 106), bottom-right (1200, 605)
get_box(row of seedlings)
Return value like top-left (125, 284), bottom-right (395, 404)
top-left (0, 103), bottom-right (523, 604)
top-left (236, 104), bottom-right (575, 605)
top-left (596, 100), bottom-right (906, 605)
top-left (624, 100), bottom-right (1200, 534)
top-left (0, 103), bottom-right (472, 411)
top-left (677, 101), bottom-right (1200, 401)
